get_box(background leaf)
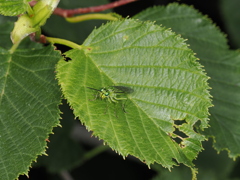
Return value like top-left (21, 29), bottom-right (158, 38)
top-left (220, 0), bottom-right (240, 48)
top-left (133, 3), bottom-right (240, 159)
top-left (43, 0), bottom-right (110, 44)
top-left (0, 0), bottom-right (31, 16)
top-left (0, 22), bottom-right (62, 180)
top-left (35, 101), bottom-right (85, 173)
top-left (0, 21), bottom-right (14, 49)
top-left (151, 141), bottom-right (236, 180)
top-left (0, 15), bottom-right (16, 24)
top-left (57, 19), bottom-right (211, 169)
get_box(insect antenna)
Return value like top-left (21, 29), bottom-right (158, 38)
top-left (87, 87), bottom-right (101, 91)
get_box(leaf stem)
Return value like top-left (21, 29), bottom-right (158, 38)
top-left (65, 13), bottom-right (120, 23)
top-left (59, 170), bottom-right (74, 180)
top-left (25, 0), bottom-right (34, 16)
top-left (79, 145), bottom-right (109, 166)
top-left (9, 41), bottom-right (20, 54)
top-left (46, 37), bottom-right (82, 49)
top-left (34, 29), bottom-right (42, 42)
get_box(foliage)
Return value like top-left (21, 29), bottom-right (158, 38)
top-left (133, 2), bottom-right (240, 161)
top-left (0, 22), bottom-right (61, 179)
top-left (0, 0), bottom-right (240, 180)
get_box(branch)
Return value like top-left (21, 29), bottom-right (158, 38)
top-left (53, 0), bottom-right (138, 17)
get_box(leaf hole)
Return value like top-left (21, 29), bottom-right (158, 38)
top-left (171, 158), bottom-right (178, 165)
top-left (62, 54), bottom-right (72, 62)
top-left (193, 120), bottom-right (202, 133)
top-left (171, 120), bottom-right (189, 144)
top-left (174, 119), bottom-right (187, 125)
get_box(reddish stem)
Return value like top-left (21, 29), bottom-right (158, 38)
top-left (30, 33), bottom-right (47, 44)
top-left (53, 0), bottom-right (138, 17)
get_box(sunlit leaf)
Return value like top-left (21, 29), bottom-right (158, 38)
top-left (0, 0), bottom-right (31, 16)
top-left (134, 3), bottom-right (240, 159)
top-left (57, 19), bottom-right (211, 170)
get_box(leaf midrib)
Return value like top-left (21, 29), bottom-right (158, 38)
top-left (0, 53), bottom-right (11, 106)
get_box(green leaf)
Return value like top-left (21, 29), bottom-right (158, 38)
top-left (11, 0), bottom-right (59, 44)
top-left (0, 21), bottom-right (14, 49)
top-left (31, 0), bottom-right (59, 27)
top-left (57, 19), bottom-right (211, 170)
top-left (152, 165), bottom-right (192, 180)
top-left (195, 141), bottom-right (236, 180)
top-left (151, 141), bottom-right (236, 180)
top-left (0, 23), bottom-right (62, 180)
top-left (36, 102), bottom-right (84, 173)
top-left (11, 14), bottom-right (39, 44)
top-left (43, 0), bottom-right (110, 44)
top-left (0, 15), bottom-right (17, 24)
top-left (220, 0), bottom-right (240, 48)
top-left (133, 3), bottom-right (240, 159)
top-left (0, 21), bottom-right (42, 50)
top-left (0, 0), bottom-right (31, 16)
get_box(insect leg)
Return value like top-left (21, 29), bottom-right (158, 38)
top-left (109, 95), bottom-right (118, 103)
top-left (104, 103), bottom-right (109, 114)
top-left (114, 103), bottom-right (119, 118)
top-left (114, 97), bottom-right (127, 101)
top-left (89, 92), bottom-right (99, 101)
top-left (121, 99), bottom-right (129, 113)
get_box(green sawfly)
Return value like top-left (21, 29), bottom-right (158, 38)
top-left (87, 86), bottom-right (134, 114)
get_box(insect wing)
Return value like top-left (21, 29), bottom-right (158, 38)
top-left (111, 86), bottom-right (134, 94)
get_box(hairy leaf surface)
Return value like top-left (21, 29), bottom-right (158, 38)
top-left (57, 19), bottom-right (211, 168)
top-left (0, 23), bottom-right (61, 180)
top-left (134, 3), bottom-right (240, 159)
top-left (0, 0), bottom-right (31, 16)
top-left (36, 102), bottom-right (84, 173)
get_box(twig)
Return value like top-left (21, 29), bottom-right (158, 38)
top-left (60, 170), bottom-right (74, 180)
top-left (53, 0), bottom-right (138, 17)
top-left (28, 0), bottom-right (138, 44)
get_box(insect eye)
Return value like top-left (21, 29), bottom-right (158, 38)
top-left (105, 93), bottom-right (109, 96)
